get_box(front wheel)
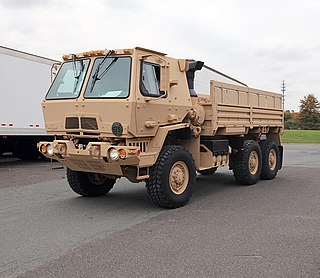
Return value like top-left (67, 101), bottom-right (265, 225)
top-left (233, 140), bottom-right (262, 185)
top-left (146, 145), bottom-right (196, 209)
top-left (67, 169), bottom-right (116, 197)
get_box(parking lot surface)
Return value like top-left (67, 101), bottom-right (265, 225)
top-left (1, 144), bottom-right (320, 278)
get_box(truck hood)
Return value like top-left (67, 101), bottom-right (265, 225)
top-left (42, 98), bottom-right (136, 138)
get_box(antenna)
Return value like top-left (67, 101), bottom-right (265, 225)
top-left (281, 80), bottom-right (286, 111)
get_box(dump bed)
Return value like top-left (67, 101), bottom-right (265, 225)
top-left (198, 81), bottom-right (283, 136)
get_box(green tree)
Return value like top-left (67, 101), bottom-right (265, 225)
top-left (299, 94), bottom-right (320, 129)
top-left (284, 110), bottom-right (292, 121)
top-left (284, 110), bottom-right (299, 129)
top-left (284, 110), bottom-right (292, 129)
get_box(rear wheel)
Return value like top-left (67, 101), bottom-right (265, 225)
top-left (67, 169), bottom-right (116, 197)
top-left (197, 167), bottom-right (217, 175)
top-left (146, 145), bottom-right (196, 209)
top-left (233, 140), bottom-right (262, 185)
top-left (259, 139), bottom-right (280, 180)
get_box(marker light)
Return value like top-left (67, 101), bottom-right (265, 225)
top-left (82, 50), bottom-right (106, 57)
top-left (123, 49), bottom-right (132, 54)
top-left (95, 50), bottom-right (105, 55)
top-left (128, 149), bottom-right (140, 155)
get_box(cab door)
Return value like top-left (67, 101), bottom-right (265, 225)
top-left (135, 58), bottom-right (172, 137)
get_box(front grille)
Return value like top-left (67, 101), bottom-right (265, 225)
top-left (81, 117), bottom-right (98, 130)
top-left (128, 140), bottom-right (149, 153)
top-left (65, 117), bottom-right (79, 129)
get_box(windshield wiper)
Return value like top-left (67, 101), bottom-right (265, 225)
top-left (72, 60), bottom-right (85, 94)
top-left (89, 50), bottom-right (115, 93)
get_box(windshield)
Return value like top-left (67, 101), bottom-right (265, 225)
top-left (46, 59), bottom-right (90, 100)
top-left (84, 57), bottom-right (131, 98)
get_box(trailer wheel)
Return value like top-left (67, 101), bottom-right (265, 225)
top-left (259, 139), bottom-right (280, 180)
top-left (67, 168), bottom-right (116, 197)
top-left (197, 167), bottom-right (217, 175)
top-left (233, 140), bottom-right (262, 185)
top-left (146, 145), bottom-right (196, 209)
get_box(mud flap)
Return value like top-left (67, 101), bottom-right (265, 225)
top-left (278, 145), bottom-right (284, 170)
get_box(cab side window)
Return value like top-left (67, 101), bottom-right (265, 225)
top-left (140, 62), bottom-right (163, 97)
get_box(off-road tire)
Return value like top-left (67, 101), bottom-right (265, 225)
top-left (259, 139), bottom-right (280, 180)
top-left (146, 145), bottom-right (196, 209)
top-left (233, 140), bottom-right (262, 185)
top-left (197, 167), bottom-right (217, 175)
top-left (67, 168), bottom-right (116, 197)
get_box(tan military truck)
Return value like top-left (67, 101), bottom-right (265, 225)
top-left (38, 47), bottom-right (283, 208)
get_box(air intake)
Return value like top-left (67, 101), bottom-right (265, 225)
top-left (65, 117), bottom-right (79, 129)
top-left (81, 117), bottom-right (98, 130)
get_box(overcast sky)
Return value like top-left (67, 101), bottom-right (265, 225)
top-left (1, 0), bottom-right (320, 111)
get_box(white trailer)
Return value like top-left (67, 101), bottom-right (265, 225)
top-left (0, 46), bottom-right (58, 159)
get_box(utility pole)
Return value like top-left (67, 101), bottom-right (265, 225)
top-left (281, 80), bottom-right (286, 111)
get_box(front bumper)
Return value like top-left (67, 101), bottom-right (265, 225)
top-left (38, 140), bottom-right (140, 176)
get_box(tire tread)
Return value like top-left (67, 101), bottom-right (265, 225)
top-left (67, 169), bottom-right (115, 197)
top-left (146, 145), bottom-right (195, 209)
top-left (233, 140), bottom-right (262, 185)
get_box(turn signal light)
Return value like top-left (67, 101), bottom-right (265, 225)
top-left (119, 149), bottom-right (126, 159)
top-left (40, 144), bottom-right (47, 154)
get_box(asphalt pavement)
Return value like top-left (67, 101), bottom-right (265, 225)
top-left (1, 144), bottom-right (320, 278)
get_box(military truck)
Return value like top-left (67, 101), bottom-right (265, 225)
top-left (38, 47), bottom-right (283, 208)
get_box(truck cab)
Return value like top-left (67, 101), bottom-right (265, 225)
top-left (42, 48), bottom-right (191, 137)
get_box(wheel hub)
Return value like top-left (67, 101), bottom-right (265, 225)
top-left (169, 161), bottom-right (189, 195)
top-left (88, 173), bottom-right (108, 185)
top-left (248, 151), bottom-right (259, 175)
top-left (268, 149), bottom-right (277, 171)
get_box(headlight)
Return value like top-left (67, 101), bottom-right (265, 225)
top-left (46, 144), bottom-right (54, 156)
top-left (109, 148), bottom-right (119, 161)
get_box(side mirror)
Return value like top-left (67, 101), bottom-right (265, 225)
top-left (51, 62), bottom-right (61, 82)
